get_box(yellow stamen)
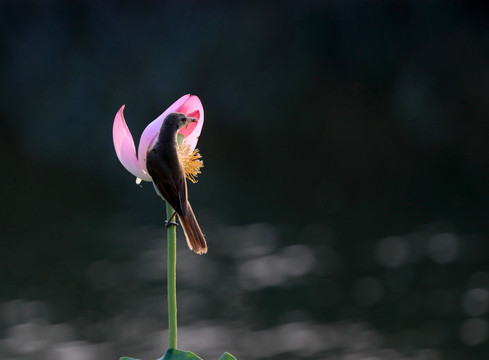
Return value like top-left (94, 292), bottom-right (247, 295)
top-left (177, 144), bottom-right (203, 183)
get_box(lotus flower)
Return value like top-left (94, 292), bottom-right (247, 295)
top-left (113, 94), bottom-right (204, 184)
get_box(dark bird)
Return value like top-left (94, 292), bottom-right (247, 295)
top-left (146, 112), bottom-right (208, 254)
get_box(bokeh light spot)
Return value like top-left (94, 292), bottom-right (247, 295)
top-left (459, 318), bottom-right (488, 346)
top-left (462, 288), bottom-right (489, 317)
top-left (376, 236), bottom-right (408, 268)
top-left (428, 233), bottom-right (459, 264)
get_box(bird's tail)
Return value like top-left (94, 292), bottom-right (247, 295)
top-left (178, 202), bottom-right (208, 255)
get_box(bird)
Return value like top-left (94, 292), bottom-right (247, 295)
top-left (146, 112), bottom-right (208, 255)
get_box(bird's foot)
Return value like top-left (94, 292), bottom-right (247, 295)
top-left (165, 220), bottom-right (179, 229)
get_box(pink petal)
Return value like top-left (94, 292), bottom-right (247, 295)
top-left (113, 105), bottom-right (152, 181)
top-left (177, 95), bottom-right (204, 150)
top-left (137, 94), bottom-right (192, 174)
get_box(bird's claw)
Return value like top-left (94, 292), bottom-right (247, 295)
top-left (165, 220), bottom-right (179, 229)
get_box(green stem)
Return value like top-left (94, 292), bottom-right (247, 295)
top-left (166, 202), bottom-right (177, 349)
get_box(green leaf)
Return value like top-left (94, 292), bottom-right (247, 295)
top-left (120, 357), bottom-right (140, 360)
top-left (158, 348), bottom-right (203, 360)
top-left (218, 352), bottom-right (237, 360)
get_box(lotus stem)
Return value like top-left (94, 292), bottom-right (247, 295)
top-left (166, 202), bottom-right (178, 349)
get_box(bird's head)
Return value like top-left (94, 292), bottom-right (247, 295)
top-left (164, 112), bottom-right (198, 132)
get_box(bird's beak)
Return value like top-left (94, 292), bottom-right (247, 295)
top-left (184, 117), bottom-right (198, 130)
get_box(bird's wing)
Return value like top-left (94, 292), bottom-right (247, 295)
top-left (146, 149), bottom-right (188, 216)
top-left (176, 170), bottom-right (188, 217)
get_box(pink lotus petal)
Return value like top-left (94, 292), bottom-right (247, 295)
top-left (177, 95), bottom-right (204, 150)
top-left (137, 94), bottom-right (191, 174)
top-left (113, 106), bottom-right (152, 181)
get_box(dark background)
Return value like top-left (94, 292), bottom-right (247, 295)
top-left (1, 1), bottom-right (489, 359)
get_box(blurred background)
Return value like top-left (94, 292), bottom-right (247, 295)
top-left (1, 1), bottom-right (489, 359)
